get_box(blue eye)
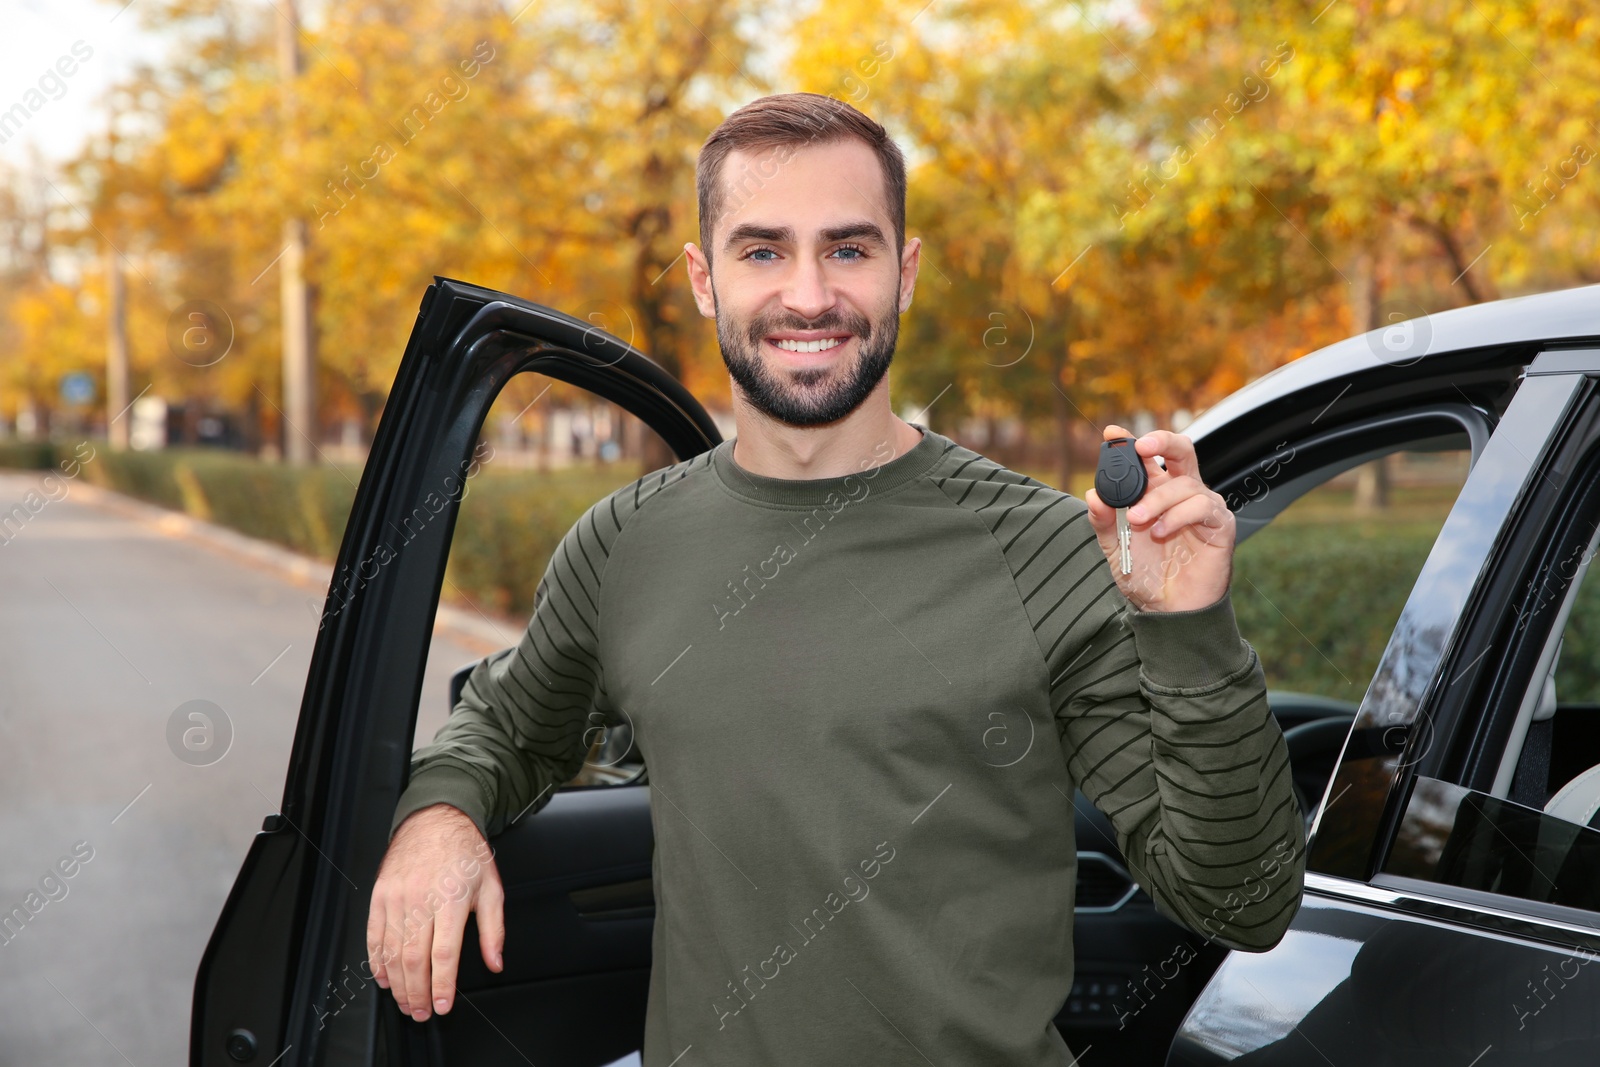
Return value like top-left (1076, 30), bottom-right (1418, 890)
top-left (739, 243), bottom-right (869, 262)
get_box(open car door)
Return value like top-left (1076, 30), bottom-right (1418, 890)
top-left (190, 278), bottom-right (722, 1067)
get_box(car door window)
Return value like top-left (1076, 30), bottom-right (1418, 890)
top-left (1210, 413), bottom-right (1483, 836)
top-left (1231, 445), bottom-right (1472, 706)
top-left (1382, 775), bottom-right (1600, 912)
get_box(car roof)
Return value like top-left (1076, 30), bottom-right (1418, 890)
top-left (1185, 282), bottom-right (1600, 440)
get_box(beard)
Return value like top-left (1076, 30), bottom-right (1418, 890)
top-left (714, 285), bottom-right (900, 427)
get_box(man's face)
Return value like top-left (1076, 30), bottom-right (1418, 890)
top-left (687, 138), bottom-right (920, 427)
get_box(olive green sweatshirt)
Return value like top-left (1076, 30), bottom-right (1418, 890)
top-left (391, 424), bottom-right (1305, 1065)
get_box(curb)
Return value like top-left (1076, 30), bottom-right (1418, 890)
top-left (61, 478), bottom-right (520, 654)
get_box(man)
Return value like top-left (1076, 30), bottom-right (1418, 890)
top-left (368, 92), bottom-right (1305, 1064)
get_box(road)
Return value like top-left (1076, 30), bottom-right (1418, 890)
top-left (0, 470), bottom-right (504, 1067)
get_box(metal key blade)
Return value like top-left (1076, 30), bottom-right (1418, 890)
top-left (1116, 507), bottom-right (1132, 574)
top-left (1095, 437), bottom-right (1148, 578)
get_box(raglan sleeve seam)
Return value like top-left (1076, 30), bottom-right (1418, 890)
top-left (924, 473), bottom-right (1066, 690)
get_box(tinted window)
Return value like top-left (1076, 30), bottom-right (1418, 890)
top-left (1385, 429), bottom-right (1600, 915)
top-left (1383, 775), bottom-right (1600, 912)
top-left (1553, 565), bottom-right (1600, 702)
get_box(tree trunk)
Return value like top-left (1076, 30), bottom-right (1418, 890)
top-left (244, 388), bottom-right (262, 455)
top-left (279, 1), bottom-right (317, 464)
top-left (1050, 369), bottom-right (1072, 490)
top-left (631, 148), bottom-right (685, 474)
top-left (1349, 249), bottom-right (1387, 510)
top-left (1349, 248), bottom-right (1380, 338)
top-left (105, 245), bottom-right (129, 451)
top-left (1049, 297), bottom-right (1076, 491)
top-left (1354, 456), bottom-right (1390, 513)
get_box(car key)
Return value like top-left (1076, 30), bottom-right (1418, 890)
top-left (1094, 437), bottom-right (1149, 575)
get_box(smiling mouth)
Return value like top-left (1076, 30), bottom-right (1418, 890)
top-left (766, 336), bottom-right (851, 354)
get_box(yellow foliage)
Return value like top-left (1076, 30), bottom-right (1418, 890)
top-left (2, 0), bottom-right (1597, 440)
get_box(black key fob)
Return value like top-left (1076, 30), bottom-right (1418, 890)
top-left (1094, 437), bottom-right (1148, 508)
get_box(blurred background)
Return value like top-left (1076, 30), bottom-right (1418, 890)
top-left (0, 0), bottom-right (1597, 1062)
top-left (2, 0), bottom-right (1594, 622)
top-left (5, 0), bottom-right (1596, 471)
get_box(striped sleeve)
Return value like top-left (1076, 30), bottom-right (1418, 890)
top-left (388, 452), bottom-right (712, 842)
top-left (932, 447), bottom-right (1305, 951)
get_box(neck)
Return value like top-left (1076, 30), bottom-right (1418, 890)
top-left (728, 382), bottom-right (924, 479)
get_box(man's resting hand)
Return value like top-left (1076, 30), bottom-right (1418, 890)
top-left (368, 803), bottom-right (506, 1020)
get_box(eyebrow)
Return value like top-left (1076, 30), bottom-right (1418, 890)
top-left (722, 220), bottom-right (889, 252)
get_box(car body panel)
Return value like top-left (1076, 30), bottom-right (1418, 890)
top-left (1168, 884), bottom-right (1600, 1065)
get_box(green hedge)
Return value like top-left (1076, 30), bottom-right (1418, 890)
top-left (0, 442), bottom-right (364, 559)
top-left (447, 466), bottom-right (642, 617)
top-left (0, 441), bottom-right (637, 620)
top-left (1231, 521), bottom-right (1442, 699)
top-left (3, 441), bottom-right (1510, 696)
top-left (0, 441), bottom-right (57, 470)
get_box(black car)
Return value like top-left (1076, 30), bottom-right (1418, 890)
top-left (189, 278), bottom-right (1600, 1066)
top-left (1164, 283), bottom-right (1600, 1065)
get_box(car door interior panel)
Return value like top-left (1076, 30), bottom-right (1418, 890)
top-left (430, 787), bottom-right (656, 1067)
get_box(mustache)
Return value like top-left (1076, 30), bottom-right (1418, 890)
top-left (746, 311), bottom-right (871, 342)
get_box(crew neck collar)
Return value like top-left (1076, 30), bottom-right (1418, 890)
top-left (711, 423), bottom-right (945, 508)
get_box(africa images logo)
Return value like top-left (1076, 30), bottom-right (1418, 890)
top-left (710, 840), bottom-right (897, 1031)
top-left (312, 440), bottom-right (493, 629)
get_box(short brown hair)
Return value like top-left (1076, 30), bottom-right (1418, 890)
top-left (696, 93), bottom-right (907, 268)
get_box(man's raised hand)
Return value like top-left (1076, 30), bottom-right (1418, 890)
top-left (1084, 423), bottom-right (1235, 612)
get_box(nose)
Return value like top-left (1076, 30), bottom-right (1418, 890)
top-left (781, 251), bottom-right (835, 323)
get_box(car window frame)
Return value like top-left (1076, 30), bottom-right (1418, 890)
top-left (1424, 367), bottom-right (1600, 793)
top-left (1340, 365), bottom-right (1600, 934)
top-left (1223, 404), bottom-right (1488, 546)
top-left (1206, 401), bottom-right (1495, 827)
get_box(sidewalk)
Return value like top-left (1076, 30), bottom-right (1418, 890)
top-left (63, 476), bottom-right (521, 655)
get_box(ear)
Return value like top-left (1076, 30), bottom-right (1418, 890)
top-left (898, 236), bottom-right (922, 314)
top-left (686, 243), bottom-right (716, 319)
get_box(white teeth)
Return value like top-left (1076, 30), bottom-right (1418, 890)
top-left (772, 337), bottom-right (846, 353)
